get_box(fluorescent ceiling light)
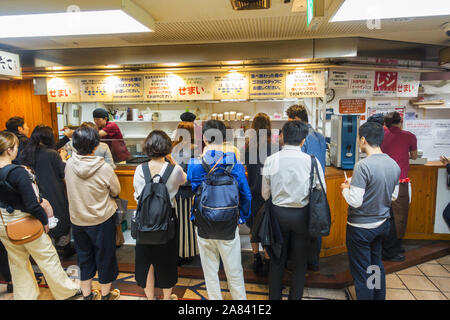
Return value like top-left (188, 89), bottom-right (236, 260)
top-left (0, 10), bottom-right (153, 38)
top-left (330, 0), bottom-right (450, 22)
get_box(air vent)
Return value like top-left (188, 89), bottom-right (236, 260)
top-left (230, 0), bottom-right (271, 10)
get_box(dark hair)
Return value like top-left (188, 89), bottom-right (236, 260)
top-left (72, 126), bottom-right (100, 156)
top-left (246, 113), bottom-right (272, 150)
top-left (358, 122), bottom-right (384, 147)
top-left (202, 120), bottom-right (226, 144)
top-left (286, 104), bottom-right (308, 123)
top-left (6, 117), bottom-right (25, 132)
top-left (282, 120), bottom-right (309, 145)
top-left (80, 121), bottom-right (96, 129)
top-left (366, 113), bottom-right (385, 126)
top-left (384, 111), bottom-right (402, 128)
top-left (92, 108), bottom-right (109, 120)
top-left (21, 125), bottom-right (56, 168)
top-left (144, 130), bottom-right (172, 158)
top-left (173, 121), bottom-right (195, 147)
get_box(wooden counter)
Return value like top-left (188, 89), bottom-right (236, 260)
top-left (115, 162), bottom-right (450, 257)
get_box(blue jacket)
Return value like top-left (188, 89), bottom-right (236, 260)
top-left (187, 149), bottom-right (252, 224)
top-left (302, 124), bottom-right (327, 174)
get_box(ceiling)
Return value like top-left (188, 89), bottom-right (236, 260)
top-left (0, 0), bottom-right (449, 52)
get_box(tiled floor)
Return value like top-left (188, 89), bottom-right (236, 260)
top-left (347, 255), bottom-right (450, 300)
top-left (1, 255), bottom-right (448, 300)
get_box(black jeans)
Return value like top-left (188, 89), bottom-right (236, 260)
top-left (346, 220), bottom-right (390, 300)
top-left (0, 240), bottom-right (11, 282)
top-left (269, 205), bottom-right (310, 300)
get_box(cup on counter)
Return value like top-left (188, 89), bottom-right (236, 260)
top-left (237, 112), bottom-right (244, 120)
top-left (244, 115), bottom-right (251, 121)
top-left (224, 112), bottom-right (230, 121)
top-left (152, 112), bottom-right (160, 121)
top-left (211, 113), bottom-right (218, 120)
top-left (229, 111), bottom-right (236, 121)
top-left (218, 113), bottom-right (224, 121)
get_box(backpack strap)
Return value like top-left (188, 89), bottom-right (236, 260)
top-left (142, 162), bottom-right (152, 185)
top-left (0, 164), bottom-right (21, 194)
top-left (160, 164), bottom-right (175, 185)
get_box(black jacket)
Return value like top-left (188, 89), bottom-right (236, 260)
top-left (257, 200), bottom-right (283, 264)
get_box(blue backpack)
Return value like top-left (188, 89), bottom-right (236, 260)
top-left (193, 155), bottom-right (240, 240)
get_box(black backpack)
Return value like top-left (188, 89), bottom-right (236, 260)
top-left (131, 162), bottom-right (176, 245)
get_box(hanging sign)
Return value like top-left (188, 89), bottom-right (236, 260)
top-left (214, 72), bottom-right (249, 100)
top-left (285, 70), bottom-right (325, 98)
top-left (79, 76), bottom-right (113, 102)
top-left (249, 71), bottom-right (285, 99)
top-left (373, 71), bottom-right (398, 97)
top-left (111, 76), bottom-right (144, 101)
top-left (144, 74), bottom-right (178, 101)
top-left (329, 69), bottom-right (350, 88)
top-left (396, 72), bottom-right (420, 97)
top-left (47, 77), bottom-right (80, 102)
top-left (347, 70), bottom-right (375, 97)
top-left (0, 50), bottom-right (21, 78)
top-left (176, 74), bottom-right (214, 100)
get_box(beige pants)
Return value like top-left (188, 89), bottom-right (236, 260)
top-left (0, 209), bottom-right (79, 300)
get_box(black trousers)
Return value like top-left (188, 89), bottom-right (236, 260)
top-left (0, 240), bottom-right (11, 282)
top-left (269, 205), bottom-right (310, 300)
top-left (382, 211), bottom-right (402, 258)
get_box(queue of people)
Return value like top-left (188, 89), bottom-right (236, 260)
top-left (0, 106), bottom-right (423, 301)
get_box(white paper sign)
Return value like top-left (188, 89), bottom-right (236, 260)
top-left (285, 70), bottom-right (325, 98)
top-left (214, 72), bottom-right (249, 100)
top-left (329, 69), bottom-right (349, 88)
top-left (0, 50), bottom-right (21, 78)
top-left (79, 76), bottom-right (113, 102)
top-left (396, 72), bottom-right (420, 97)
top-left (47, 77), bottom-right (80, 102)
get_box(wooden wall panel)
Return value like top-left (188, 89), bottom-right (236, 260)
top-left (0, 80), bottom-right (57, 137)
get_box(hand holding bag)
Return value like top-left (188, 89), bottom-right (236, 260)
top-left (308, 155), bottom-right (331, 238)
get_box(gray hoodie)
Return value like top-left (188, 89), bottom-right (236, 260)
top-left (65, 153), bottom-right (121, 226)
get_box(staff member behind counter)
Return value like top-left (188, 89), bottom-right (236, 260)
top-left (93, 108), bottom-right (131, 163)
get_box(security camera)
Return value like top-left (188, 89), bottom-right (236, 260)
top-left (441, 22), bottom-right (450, 37)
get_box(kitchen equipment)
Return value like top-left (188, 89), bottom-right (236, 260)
top-left (330, 115), bottom-right (360, 170)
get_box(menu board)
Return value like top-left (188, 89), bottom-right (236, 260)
top-left (249, 71), bottom-right (285, 99)
top-left (214, 72), bottom-right (249, 100)
top-left (285, 70), bottom-right (325, 98)
top-left (79, 76), bottom-right (113, 102)
top-left (47, 77), bottom-right (80, 102)
top-left (111, 76), bottom-right (144, 101)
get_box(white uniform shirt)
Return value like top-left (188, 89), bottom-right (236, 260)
top-left (262, 145), bottom-right (326, 208)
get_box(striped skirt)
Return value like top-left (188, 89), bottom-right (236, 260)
top-left (174, 186), bottom-right (199, 258)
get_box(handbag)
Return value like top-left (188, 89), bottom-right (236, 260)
top-left (0, 210), bottom-right (44, 245)
top-left (308, 155), bottom-right (331, 238)
top-left (114, 198), bottom-right (128, 247)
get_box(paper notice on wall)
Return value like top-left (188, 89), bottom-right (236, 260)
top-left (47, 77), bottom-right (80, 102)
top-left (79, 76), bottom-right (113, 102)
top-left (329, 69), bottom-right (349, 88)
top-left (176, 74), bottom-right (214, 100)
top-left (144, 74), bottom-right (179, 101)
top-left (404, 120), bottom-right (450, 161)
top-left (347, 70), bottom-right (375, 97)
top-left (285, 70), bottom-right (325, 98)
top-left (249, 71), bottom-right (286, 99)
top-left (368, 106), bottom-right (406, 119)
top-left (214, 72), bottom-right (249, 100)
top-left (111, 76), bottom-right (144, 101)
top-left (396, 72), bottom-right (420, 97)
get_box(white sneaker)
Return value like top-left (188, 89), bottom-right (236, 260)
top-left (48, 216), bottom-right (59, 229)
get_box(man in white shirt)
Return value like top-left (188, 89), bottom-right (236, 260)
top-left (262, 120), bottom-right (325, 300)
